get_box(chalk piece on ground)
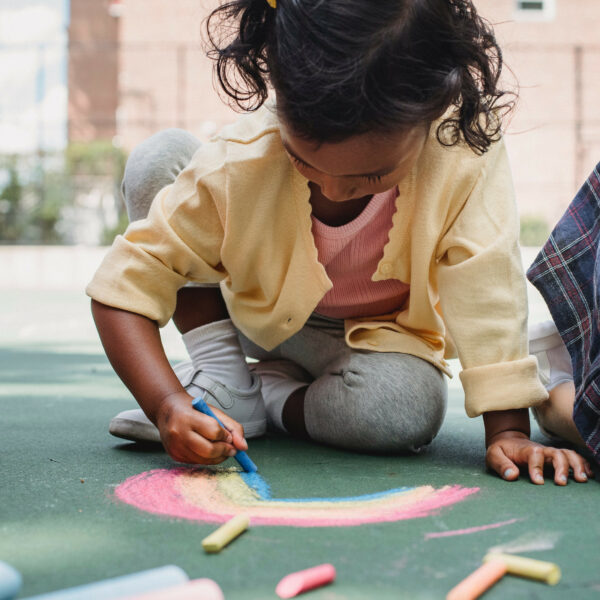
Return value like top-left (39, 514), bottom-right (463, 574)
top-left (21, 565), bottom-right (188, 600)
top-left (0, 561), bottom-right (22, 600)
top-left (202, 514), bottom-right (250, 553)
top-left (275, 564), bottom-right (336, 599)
top-left (123, 579), bottom-right (224, 600)
top-left (484, 552), bottom-right (561, 585)
top-left (446, 560), bottom-right (507, 600)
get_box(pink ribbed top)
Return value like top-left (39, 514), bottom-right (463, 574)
top-left (312, 187), bottom-right (410, 319)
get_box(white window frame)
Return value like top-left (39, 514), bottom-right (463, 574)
top-left (514, 0), bottom-right (556, 22)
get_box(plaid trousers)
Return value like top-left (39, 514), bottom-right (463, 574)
top-left (527, 162), bottom-right (600, 462)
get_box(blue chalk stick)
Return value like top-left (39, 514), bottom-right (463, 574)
top-left (192, 395), bottom-right (258, 473)
top-left (0, 561), bottom-right (22, 600)
top-left (22, 565), bottom-right (188, 600)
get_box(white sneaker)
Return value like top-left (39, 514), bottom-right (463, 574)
top-left (109, 362), bottom-right (267, 443)
top-left (109, 409), bottom-right (161, 443)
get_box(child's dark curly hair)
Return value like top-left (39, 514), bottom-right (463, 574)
top-left (205, 0), bottom-right (514, 154)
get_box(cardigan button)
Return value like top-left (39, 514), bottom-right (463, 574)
top-left (380, 262), bottom-right (392, 275)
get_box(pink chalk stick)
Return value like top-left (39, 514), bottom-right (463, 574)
top-left (123, 579), bottom-right (224, 600)
top-left (276, 564), bottom-right (336, 598)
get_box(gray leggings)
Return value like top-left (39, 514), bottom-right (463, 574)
top-left (122, 129), bottom-right (448, 453)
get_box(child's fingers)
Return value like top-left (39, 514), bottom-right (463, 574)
top-left (209, 406), bottom-right (248, 451)
top-left (546, 449), bottom-right (569, 485)
top-left (563, 449), bottom-right (590, 482)
top-left (188, 410), bottom-right (233, 444)
top-left (485, 444), bottom-right (519, 481)
top-left (231, 430), bottom-right (248, 451)
top-left (187, 432), bottom-right (237, 461)
top-left (525, 446), bottom-right (546, 484)
top-left (171, 432), bottom-right (236, 464)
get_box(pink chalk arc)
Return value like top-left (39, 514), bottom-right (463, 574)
top-left (114, 467), bottom-right (479, 528)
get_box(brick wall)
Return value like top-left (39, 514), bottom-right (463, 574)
top-left (477, 0), bottom-right (600, 222)
top-left (69, 0), bottom-right (600, 224)
top-left (68, 0), bottom-right (120, 141)
top-left (116, 0), bottom-right (235, 147)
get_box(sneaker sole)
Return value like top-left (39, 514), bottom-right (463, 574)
top-left (240, 419), bottom-right (267, 439)
top-left (109, 418), bottom-right (162, 443)
top-left (109, 415), bottom-right (266, 442)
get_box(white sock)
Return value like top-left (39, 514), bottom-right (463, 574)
top-left (539, 345), bottom-right (573, 390)
top-left (529, 320), bottom-right (573, 391)
top-left (251, 360), bottom-right (311, 432)
top-left (182, 319), bottom-right (252, 390)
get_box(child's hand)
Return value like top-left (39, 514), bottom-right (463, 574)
top-left (155, 392), bottom-right (248, 464)
top-left (486, 430), bottom-right (593, 485)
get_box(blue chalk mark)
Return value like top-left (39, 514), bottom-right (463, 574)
top-left (240, 472), bottom-right (414, 503)
top-left (240, 472), bottom-right (272, 498)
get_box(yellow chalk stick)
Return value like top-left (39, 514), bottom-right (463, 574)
top-left (446, 560), bottom-right (507, 600)
top-left (202, 514), bottom-right (250, 553)
top-left (483, 553), bottom-right (561, 585)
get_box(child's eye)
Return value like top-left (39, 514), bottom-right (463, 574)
top-left (365, 174), bottom-right (383, 184)
top-left (290, 155), bottom-right (311, 170)
top-left (290, 153), bottom-right (384, 184)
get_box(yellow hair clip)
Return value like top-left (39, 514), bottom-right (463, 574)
top-left (266, 0), bottom-right (276, 8)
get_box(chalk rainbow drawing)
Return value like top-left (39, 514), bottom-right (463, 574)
top-left (115, 468), bottom-right (479, 527)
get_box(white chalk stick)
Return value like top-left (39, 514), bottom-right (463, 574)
top-left (22, 565), bottom-right (188, 599)
top-left (123, 579), bottom-right (224, 600)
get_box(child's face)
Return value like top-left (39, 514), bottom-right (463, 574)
top-left (280, 123), bottom-right (428, 203)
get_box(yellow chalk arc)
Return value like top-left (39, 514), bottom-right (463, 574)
top-left (483, 553), bottom-right (561, 585)
top-left (202, 514), bottom-right (250, 553)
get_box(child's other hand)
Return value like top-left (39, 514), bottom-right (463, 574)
top-left (155, 392), bottom-right (248, 465)
top-left (486, 430), bottom-right (593, 485)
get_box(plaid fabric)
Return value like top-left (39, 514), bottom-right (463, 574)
top-left (527, 162), bottom-right (600, 462)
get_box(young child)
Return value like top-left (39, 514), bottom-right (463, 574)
top-left (87, 0), bottom-right (592, 483)
top-left (527, 162), bottom-right (600, 465)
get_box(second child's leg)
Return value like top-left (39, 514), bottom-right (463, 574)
top-left (535, 381), bottom-right (583, 446)
top-left (529, 320), bottom-right (584, 446)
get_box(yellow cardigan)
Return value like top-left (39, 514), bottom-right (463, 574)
top-left (86, 106), bottom-right (548, 417)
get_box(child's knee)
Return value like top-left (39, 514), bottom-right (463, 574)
top-left (123, 128), bottom-right (201, 222)
top-left (357, 381), bottom-right (446, 452)
top-left (305, 358), bottom-right (447, 453)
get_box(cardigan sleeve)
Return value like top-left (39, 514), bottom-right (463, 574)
top-left (86, 158), bottom-right (227, 327)
top-left (436, 139), bottom-right (548, 416)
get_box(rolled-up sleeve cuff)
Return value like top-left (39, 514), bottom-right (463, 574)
top-left (460, 356), bottom-right (549, 417)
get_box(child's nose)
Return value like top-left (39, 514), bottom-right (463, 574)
top-left (318, 176), bottom-right (356, 203)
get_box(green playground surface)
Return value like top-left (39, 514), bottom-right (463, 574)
top-left (1, 259), bottom-right (599, 599)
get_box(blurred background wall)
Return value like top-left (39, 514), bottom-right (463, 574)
top-left (0, 0), bottom-right (599, 246)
